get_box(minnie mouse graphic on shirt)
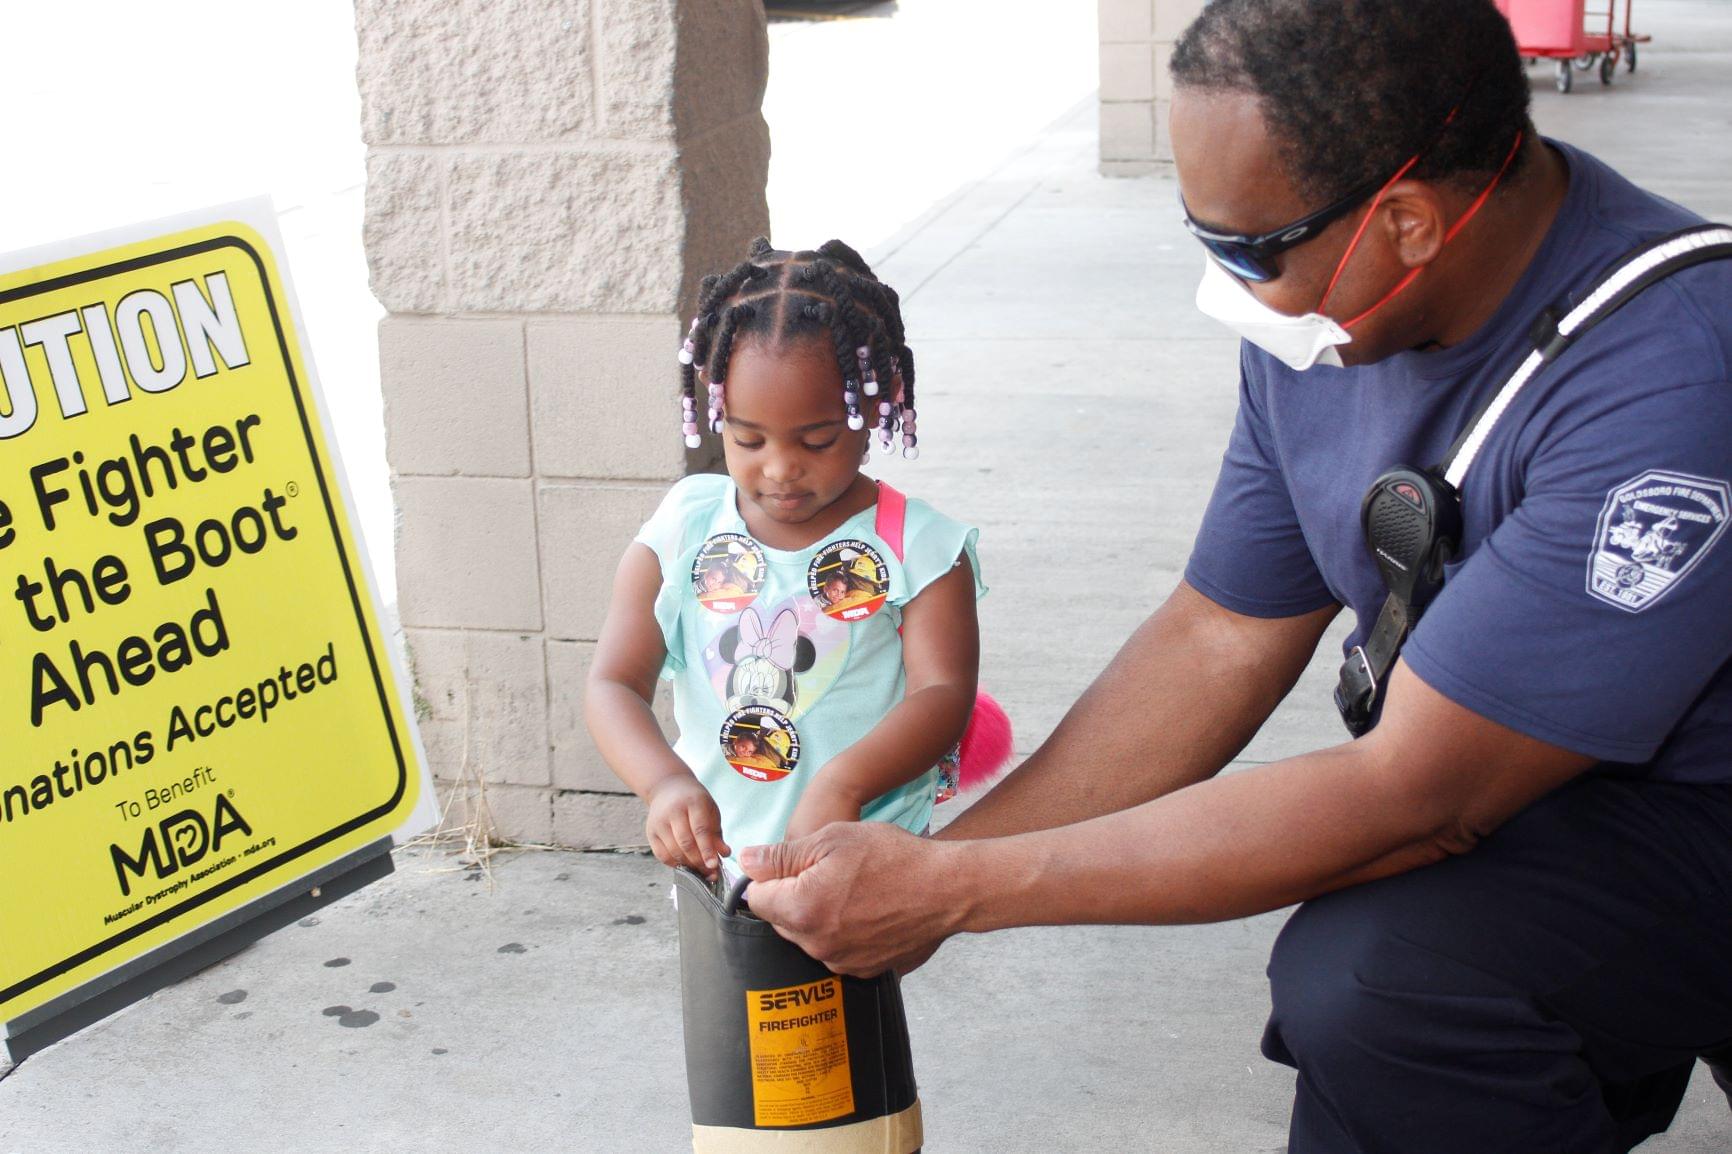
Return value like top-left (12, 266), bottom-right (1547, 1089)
top-left (716, 607), bottom-right (817, 714)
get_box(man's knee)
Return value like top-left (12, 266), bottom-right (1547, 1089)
top-left (1265, 891), bottom-right (1381, 1068)
top-left (1262, 885), bottom-right (1477, 1074)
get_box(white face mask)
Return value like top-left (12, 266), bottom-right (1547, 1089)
top-left (1194, 256), bottom-right (1351, 371)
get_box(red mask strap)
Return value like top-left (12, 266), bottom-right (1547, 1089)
top-left (1318, 152), bottom-right (1425, 315)
top-left (1317, 103), bottom-right (1467, 314)
top-left (1337, 128), bottom-right (1526, 332)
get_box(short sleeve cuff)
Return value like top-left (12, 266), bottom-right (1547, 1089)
top-left (1184, 561), bottom-right (1339, 619)
top-left (895, 522), bottom-right (985, 607)
top-left (1402, 636), bottom-right (1659, 763)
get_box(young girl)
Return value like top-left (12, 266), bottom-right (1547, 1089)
top-left (586, 237), bottom-right (984, 879)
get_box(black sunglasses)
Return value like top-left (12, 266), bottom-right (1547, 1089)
top-left (1182, 174), bottom-right (1385, 283)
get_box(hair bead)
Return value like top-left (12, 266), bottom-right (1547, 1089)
top-left (677, 315), bottom-right (702, 365)
top-left (857, 345), bottom-right (882, 399)
top-left (842, 375), bottom-right (866, 432)
top-left (707, 380), bottom-right (725, 432)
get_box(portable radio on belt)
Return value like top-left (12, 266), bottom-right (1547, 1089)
top-left (1335, 468), bottom-right (1462, 735)
top-left (1335, 223), bottom-right (1732, 736)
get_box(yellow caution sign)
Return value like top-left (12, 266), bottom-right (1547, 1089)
top-left (0, 202), bottom-right (434, 1029)
top-left (745, 977), bottom-right (855, 1128)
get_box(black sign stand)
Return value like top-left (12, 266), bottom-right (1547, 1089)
top-left (2, 837), bottom-right (394, 1066)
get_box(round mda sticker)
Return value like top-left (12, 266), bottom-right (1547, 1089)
top-left (807, 539), bottom-right (890, 622)
top-left (691, 533), bottom-right (766, 615)
top-left (719, 705), bottom-right (800, 783)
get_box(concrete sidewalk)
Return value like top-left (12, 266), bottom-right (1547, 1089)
top-left (6, 2), bottom-right (1732, 1149)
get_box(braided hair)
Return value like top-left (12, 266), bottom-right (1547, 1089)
top-left (675, 238), bottom-right (921, 460)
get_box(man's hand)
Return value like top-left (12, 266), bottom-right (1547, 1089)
top-left (740, 824), bottom-right (963, 977)
top-left (784, 780), bottom-right (862, 843)
top-left (645, 775), bottom-right (729, 879)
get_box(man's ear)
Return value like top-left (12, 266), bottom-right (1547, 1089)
top-left (1381, 181), bottom-right (1449, 269)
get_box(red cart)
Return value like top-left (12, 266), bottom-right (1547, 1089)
top-left (1496, 0), bottom-right (1651, 93)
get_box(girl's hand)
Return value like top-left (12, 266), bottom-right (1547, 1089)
top-left (785, 782), bottom-right (862, 842)
top-left (645, 775), bottom-right (730, 878)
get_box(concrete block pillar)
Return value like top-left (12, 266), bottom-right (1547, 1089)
top-left (1098, 0), bottom-right (1205, 175)
top-left (355, 0), bottom-right (770, 846)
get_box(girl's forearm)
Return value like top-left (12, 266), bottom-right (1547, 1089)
top-left (815, 681), bottom-right (975, 805)
top-left (585, 678), bottom-right (693, 801)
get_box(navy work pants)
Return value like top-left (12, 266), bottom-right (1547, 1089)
top-left (1261, 775), bottom-right (1732, 1154)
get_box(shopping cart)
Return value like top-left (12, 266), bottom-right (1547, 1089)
top-left (1496, 0), bottom-right (1651, 93)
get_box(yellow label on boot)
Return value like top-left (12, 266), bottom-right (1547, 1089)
top-left (744, 977), bottom-right (854, 1127)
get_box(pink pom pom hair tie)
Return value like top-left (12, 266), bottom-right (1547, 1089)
top-left (956, 691), bottom-right (1014, 794)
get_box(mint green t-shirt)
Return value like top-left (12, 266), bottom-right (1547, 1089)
top-left (633, 474), bottom-right (984, 860)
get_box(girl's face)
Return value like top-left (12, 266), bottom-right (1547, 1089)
top-left (731, 733), bottom-right (761, 757)
top-left (822, 576), bottom-right (848, 603)
top-left (702, 565), bottom-right (728, 592)
top-left (721, 336), bottom-right (869, 529)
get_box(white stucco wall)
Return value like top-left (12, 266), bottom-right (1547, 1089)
top-left (355, 0), bottom-right (771, 845)
top-left (1099, 0), bottom-right (1205, 174)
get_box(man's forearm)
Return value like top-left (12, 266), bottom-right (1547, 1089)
top-left (950, 741), bottom-right (1447, 931)
top-left (940, 583), bottom-right (1337, 842)
top-left (944, 661), bottom-right (1595, 931)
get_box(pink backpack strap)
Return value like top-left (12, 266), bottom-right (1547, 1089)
top-left (874, 481), bottom-right (908, 562)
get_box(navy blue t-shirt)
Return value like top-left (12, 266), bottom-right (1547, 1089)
top-left (1185, 141), bottom-right (1732, 782)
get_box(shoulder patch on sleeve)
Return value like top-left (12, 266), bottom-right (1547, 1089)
top-left (1587, 470), bottom-right (1731, 612)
